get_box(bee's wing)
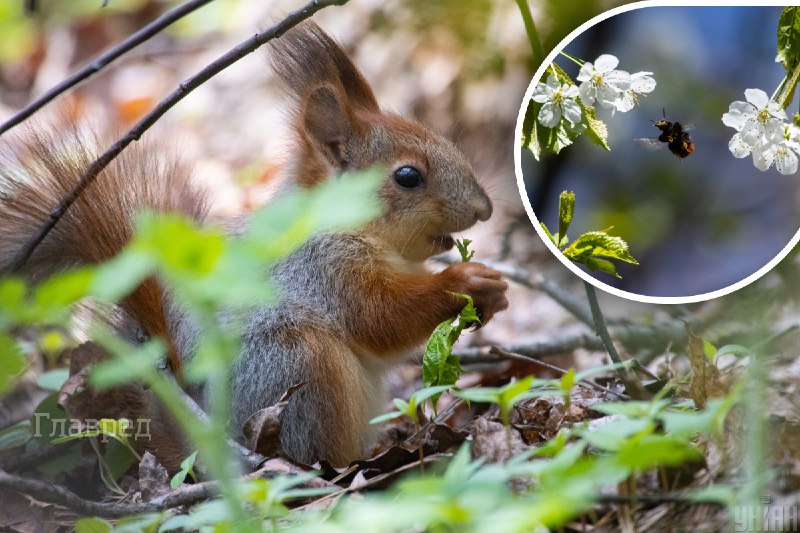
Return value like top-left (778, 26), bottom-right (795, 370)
top-left (633, 137), bottom-right (664, 151)
top-left (681, 122), bottom-right (695, 133)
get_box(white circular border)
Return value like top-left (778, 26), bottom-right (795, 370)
top-left (514, 0), bottom-right (800, 305)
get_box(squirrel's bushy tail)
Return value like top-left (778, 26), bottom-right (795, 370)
top-left (0, 123), bottom-right (208, 363)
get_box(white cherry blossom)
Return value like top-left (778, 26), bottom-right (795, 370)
top-left (722, 88), bottom-right (785, 148)
top-left (615, 71), bottom-right (656, 113)
top-left (722, 88), bottom-right (800, 174)
top-left (532, 75), bottom-right (582, 128)
top-left (576, 54), bottom-right (631, 110)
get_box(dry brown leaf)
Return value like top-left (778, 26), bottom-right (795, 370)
top-left (686, 327), bottom-right (726, 408)
top-left (241, 383), bottom-right (304, 457)
top-left (139, 452), bottom-right (170, 501)
top-left (471, 415), bottom-right (526, 463)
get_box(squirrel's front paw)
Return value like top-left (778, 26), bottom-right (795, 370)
top-left (442, 262), bottom-right (509, 324)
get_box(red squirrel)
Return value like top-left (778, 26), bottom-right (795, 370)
top-left (0, 22), bottom-right (508, 467)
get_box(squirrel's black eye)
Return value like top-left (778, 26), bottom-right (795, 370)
top-left (394, 166), bottom-right (423, 188)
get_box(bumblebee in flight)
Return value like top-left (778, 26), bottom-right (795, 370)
top-left (636, 110), bottom-right (694, 159)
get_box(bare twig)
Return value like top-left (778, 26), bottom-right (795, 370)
top-left (0, 468), bottom-right (162, 518)
top-left (453, 319), bottom-right (686, 363)
top-left (488, 346), bottom-right (629, 400)
top-left (0, 459), bottom-right (332, 519)
top-left (0, 0), bottom-right (216, 136)
top-left (4, 0), bottom-right (350, 275)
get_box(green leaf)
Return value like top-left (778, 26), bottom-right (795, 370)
top-left (171, 451), bottom-right (198, 489)
top-left (521, 99), bottom-right (540, 160)
top-left (33, 268), bottom-right (94, 309)
top-left (559, 368), bottom-right (575, 393)
top-left (0, 421), bottom-right (31, 451)
top-left (89, 339), bottom-right (164, 389)
top-left (577, 99), bottom-right (609, 151)
top-left (714, 344), bottom-right (751, 358)
top-left (455, 239), bottom-right (475, 262)
top-left (31, 394), bottom-right (70, 443)
top-left (0, 333), bottom-right (25, 394)
top-left (421, 294), bottom-right (477, 396)
top-left (104, 437), bottom-right (138, 481)
top-left (581, 256), bottom-right (620, 278)
top-left (702, 339), bottom-right (717, 360)
top-left (36, 369), bottom-right (69, 392)
top-left (540, 222), bottom-right (559, 248)
top-left (580, 418), bottom-right (654, 451)
top-left (75, 517), bottom-right (112, 533)
top-left (563, 230), bottom-right (639, 278)
top-left (565, 231), bottom-right (638, 264)
top-left (111, 513), bottom-right (162, 533)
top-left (614, 434), bottom-right (702, 470)
top-left (369, 411), bottom-right (405, 424)
top-left (557, 191), bottom-right (575, 242)
top-left (591, 399), bottom-right (670, 419)
top-left (776, 7), bottom-right (800, 66)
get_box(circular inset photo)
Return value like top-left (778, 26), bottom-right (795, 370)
top-left (517, 3), bottom-right (800, 303)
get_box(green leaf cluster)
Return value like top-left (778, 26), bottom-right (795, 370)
top-left (521, 63), bottom-right (609, 160)
top-left (542, 191), bottom-right (639, 278)
top-left (421, 293), bottom-right (479, 396)
top-left (776, 7), bottom-right (800, 106)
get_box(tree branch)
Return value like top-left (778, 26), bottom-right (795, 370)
top-left (4, 0), bottom-right (350, 275)
top-left (0, 458), bottom-right (333, 519)
top-left (0, 0), bottom-right (217, 136)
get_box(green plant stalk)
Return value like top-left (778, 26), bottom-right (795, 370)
top-left (101, 337), bottom-right (248, 523)
top-left (739, 350), bottom-right (768, 515)
top-left (514, 0), bottom-right (545, 68)
top-left (771, 73), bottom-right (788, 102)
top-left (558, 51), bottom-right (585, 66)
top-left (778, 59), bottom-right (800, 108)
top-left (583, 282), bottom-right (622, 366)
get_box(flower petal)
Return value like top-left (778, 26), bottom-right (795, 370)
top-left (765, 118), bottom-right (785, 143)
top-left (767, 101), bottom-right (788, 120)
top-left (752, 145), bottom-right (774, 171)
top-left (616, 92), bottom-right (636, 113)
top-left (745, 88), bottom-right (769, 109)
top-left (604, 70), bottom-right (631, 91)
top-left (578, 82), bottom-right (596, 105)
top-left (630, 72), bottom-right (656, 93)
top-left (538, 101), bottom-right (561, 128)
top-left (577, 62), bottom-right (594, 82)
top-left (728, 133), bottom-right (752, 158)
top-left (545, 75), bottom-right (561, 90)
top-left (563, 85), bottom-right (579, 98)
top-left (721, 101), bottom-right (752, 130)
top-left (561, 100), bottom-right (582, 124)
top-left (776, 146), bottom-right (798, 175)
top-left (594, 54), bottom-right (619, 73)
top-left (740, 119), bottom-right (763, 146)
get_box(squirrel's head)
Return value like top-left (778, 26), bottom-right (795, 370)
top-left (270, 22), bottom-right (492, 262)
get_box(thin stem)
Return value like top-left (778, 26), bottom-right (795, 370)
top-left (559, 51), bottom-right (585, 66)
top-left (514, 0), bottom-right (545, 68)
top-left (771, 74), bottom-right (788, 102)
top-left (0, 0), bottom-right (216, 137)
top-left (4, 0), bottom-right (350, 275)
top-left (778, 59), bottom-right (800, 108)
top-left (583, 282), bottom-right (622, 365)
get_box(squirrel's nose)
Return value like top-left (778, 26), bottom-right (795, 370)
top-left (471, 192), bottom-right (493, 222)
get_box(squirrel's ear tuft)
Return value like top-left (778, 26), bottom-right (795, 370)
top-left (269, 21), bottom-right (379, 113)
top-left (302, 84), bottom-right (358, 169)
